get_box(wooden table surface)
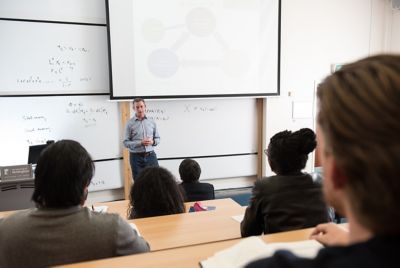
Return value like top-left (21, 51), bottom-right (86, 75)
top-left (56, 227), bottom-right (317, 268)
top-left (93, 198), bottom-right (244, 219)
top-left (0, 198), bottom-right (243, 219)
top-left (95, 198), bottom-right (246, 251)
top-left (132, 205), bottom-right (245, 251)
top-left (0, 198), bottom-right (246, 252)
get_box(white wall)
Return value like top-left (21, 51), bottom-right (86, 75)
top-left (386, 1), bottom-right (400, 52)
top-left (263, 0), bottom-right (389, 176)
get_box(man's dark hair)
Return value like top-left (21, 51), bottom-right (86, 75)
top-left (266, 128), bottom-right (317, 175)
top-left (128, 166), bottom-right (185, 219)
top-left (32, 140), bottom-right (94, 208)
top-left (179, 158), bottom-right (201, 183)
top-left (133, 98), bottom-right (145, 105)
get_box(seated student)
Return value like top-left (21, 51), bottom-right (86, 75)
top-left (0, 140), bottom-right (149, 268)
top-left (179, 158), bottom-right (215, 202)
top-left (241, 128), bottom-right (329, 237)
top-left (246, 55), bottom-right (400, 268)
top-left (128, 166), bottom-right (185, 219)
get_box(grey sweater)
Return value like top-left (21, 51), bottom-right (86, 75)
top-left (0, 206), bottom-right (149, 268)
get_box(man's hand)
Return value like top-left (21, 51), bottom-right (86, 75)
top-left (310, 223), bottom-right (349, 246)
top-left (142, 138), bottom-right (153, 146)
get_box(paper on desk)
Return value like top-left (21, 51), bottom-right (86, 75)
top-left (231, 214), bottom-right (244, 223)
top-left (93, 206), bottom-right (108, 213)
top-left (129, 222), bottom-right (141, 237)
top-left (200, 236), bottom-right (323, 268)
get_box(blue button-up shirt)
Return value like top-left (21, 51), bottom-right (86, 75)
top-left (123, 116), bottom-right (160, 153)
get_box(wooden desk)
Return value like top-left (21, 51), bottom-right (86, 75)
top-left (0, 198), bottom-right (245, 252)
top-left (0, 210), bottom-right (18, 219)
top-left (94, 198), bottom-right (243, 219)
top-left (0, 198), bottom-right (242, 219)
top-left (93, 198), bottom-right (245, 251)
top-left (132, 205), bottom-right (245, 251)
top-left (57, 227), bottom-right (316, 268)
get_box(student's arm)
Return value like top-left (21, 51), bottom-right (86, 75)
top-left (115, 217), bottom-right (150, 255)
top-left (310, 223), bottom-right (349, 246)
top-left (240, 184), bottom-right (264, 237)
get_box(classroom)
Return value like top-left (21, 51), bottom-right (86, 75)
top-left (0, 0), bottom-right (399, 267)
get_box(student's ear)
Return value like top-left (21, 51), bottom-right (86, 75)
top-left (331, 159), bottom-right (347, 189)
top-left (81, 186), bottom-right (89, 205)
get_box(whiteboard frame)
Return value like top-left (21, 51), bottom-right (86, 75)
top-left (0, 18), bottom-right (109, 97)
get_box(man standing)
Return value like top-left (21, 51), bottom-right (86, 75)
top-left (123, 98), bottom-right (160, 179)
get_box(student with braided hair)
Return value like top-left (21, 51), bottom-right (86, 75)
top-left (241, 128), bottom-right (329, 237)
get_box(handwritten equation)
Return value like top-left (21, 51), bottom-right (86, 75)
top-left (57, 44), bottom-right (90, 53)
top-left (22, 115), bottom-right (47, 122)
top-left (90, 179), bottom-right (106, 187)
top-left (146, 107), bottom-right (170, 121)
top-left (184, 104), bottom-right (217, 113)
top-left (15, 44), bottom-right (92, 88)
top-left (21, 114), bottom-right (52, 145)
top-left (26, 138), bottom-right (49, 145)
top-left (65, 102), bottom-right (109, 128)
top-left (48, 57), bottom-right (76, 74)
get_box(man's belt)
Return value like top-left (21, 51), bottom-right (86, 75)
top-left (133, 151), bottom-right (152, 157)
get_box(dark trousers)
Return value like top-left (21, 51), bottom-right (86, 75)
top-left (129, 151), bottom-right (159, 180)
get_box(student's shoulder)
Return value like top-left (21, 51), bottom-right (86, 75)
top-left (254, 175), bottom-right (281, 189)
top-left (200, 182), bottom-right (215, 189)
top-left (89, 209), bottom-right (139, 237)
top-left (83, 207), bottom-right (123, 226)
top-left (0, 209), bottom-right (36, 231)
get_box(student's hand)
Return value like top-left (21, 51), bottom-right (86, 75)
top-left (310, 223), bottom-right (349, 246)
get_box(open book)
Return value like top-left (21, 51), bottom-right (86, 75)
top-left (200, 236), bottom-right (323, 268)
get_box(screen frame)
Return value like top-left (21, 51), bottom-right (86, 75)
top-left (106, 0), bottom-right (281, 100)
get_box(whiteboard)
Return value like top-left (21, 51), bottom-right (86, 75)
top-left (159, 155), bottom-right (257, 181)
top-left (143, 98), bottom-right (258, 158)
top-left (0, 95), bottom-right (122, 166)
top-left (108, 0), bottom-right (280, 98)
top-left (127, 98), bottom-right (259, 180)
top-left (90, 160), bottom-right (124, 192)
top-left (0, 0), bottom-right (106, 24)
top-left (0, 20), bottom-right (109, 95)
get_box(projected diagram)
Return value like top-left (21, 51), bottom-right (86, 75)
top-left (141, 7), bottom-right (251, 79)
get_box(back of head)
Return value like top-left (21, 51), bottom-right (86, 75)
top-left (267, 128), bottom-right (316, 174)
top-left (32, 140), bottom-right (94, 208)
top-left (317, 54), bottom-right (400, 235)
top-left (129, 166), bottom-right (185, 219)
top-left (179, 158), bottom-right (201, 183)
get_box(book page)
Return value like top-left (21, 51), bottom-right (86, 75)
top-left (129, 222), bottom-right (142, 237)
top-left (231, 214), bottom-right (244, 223)
top-left (200, 237), bottom-right (323, 268)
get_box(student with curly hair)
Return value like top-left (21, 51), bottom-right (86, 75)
top-left (128, 166), bottom-right (185, 219)
top-left (241, 128), bottom-right (329, 237)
